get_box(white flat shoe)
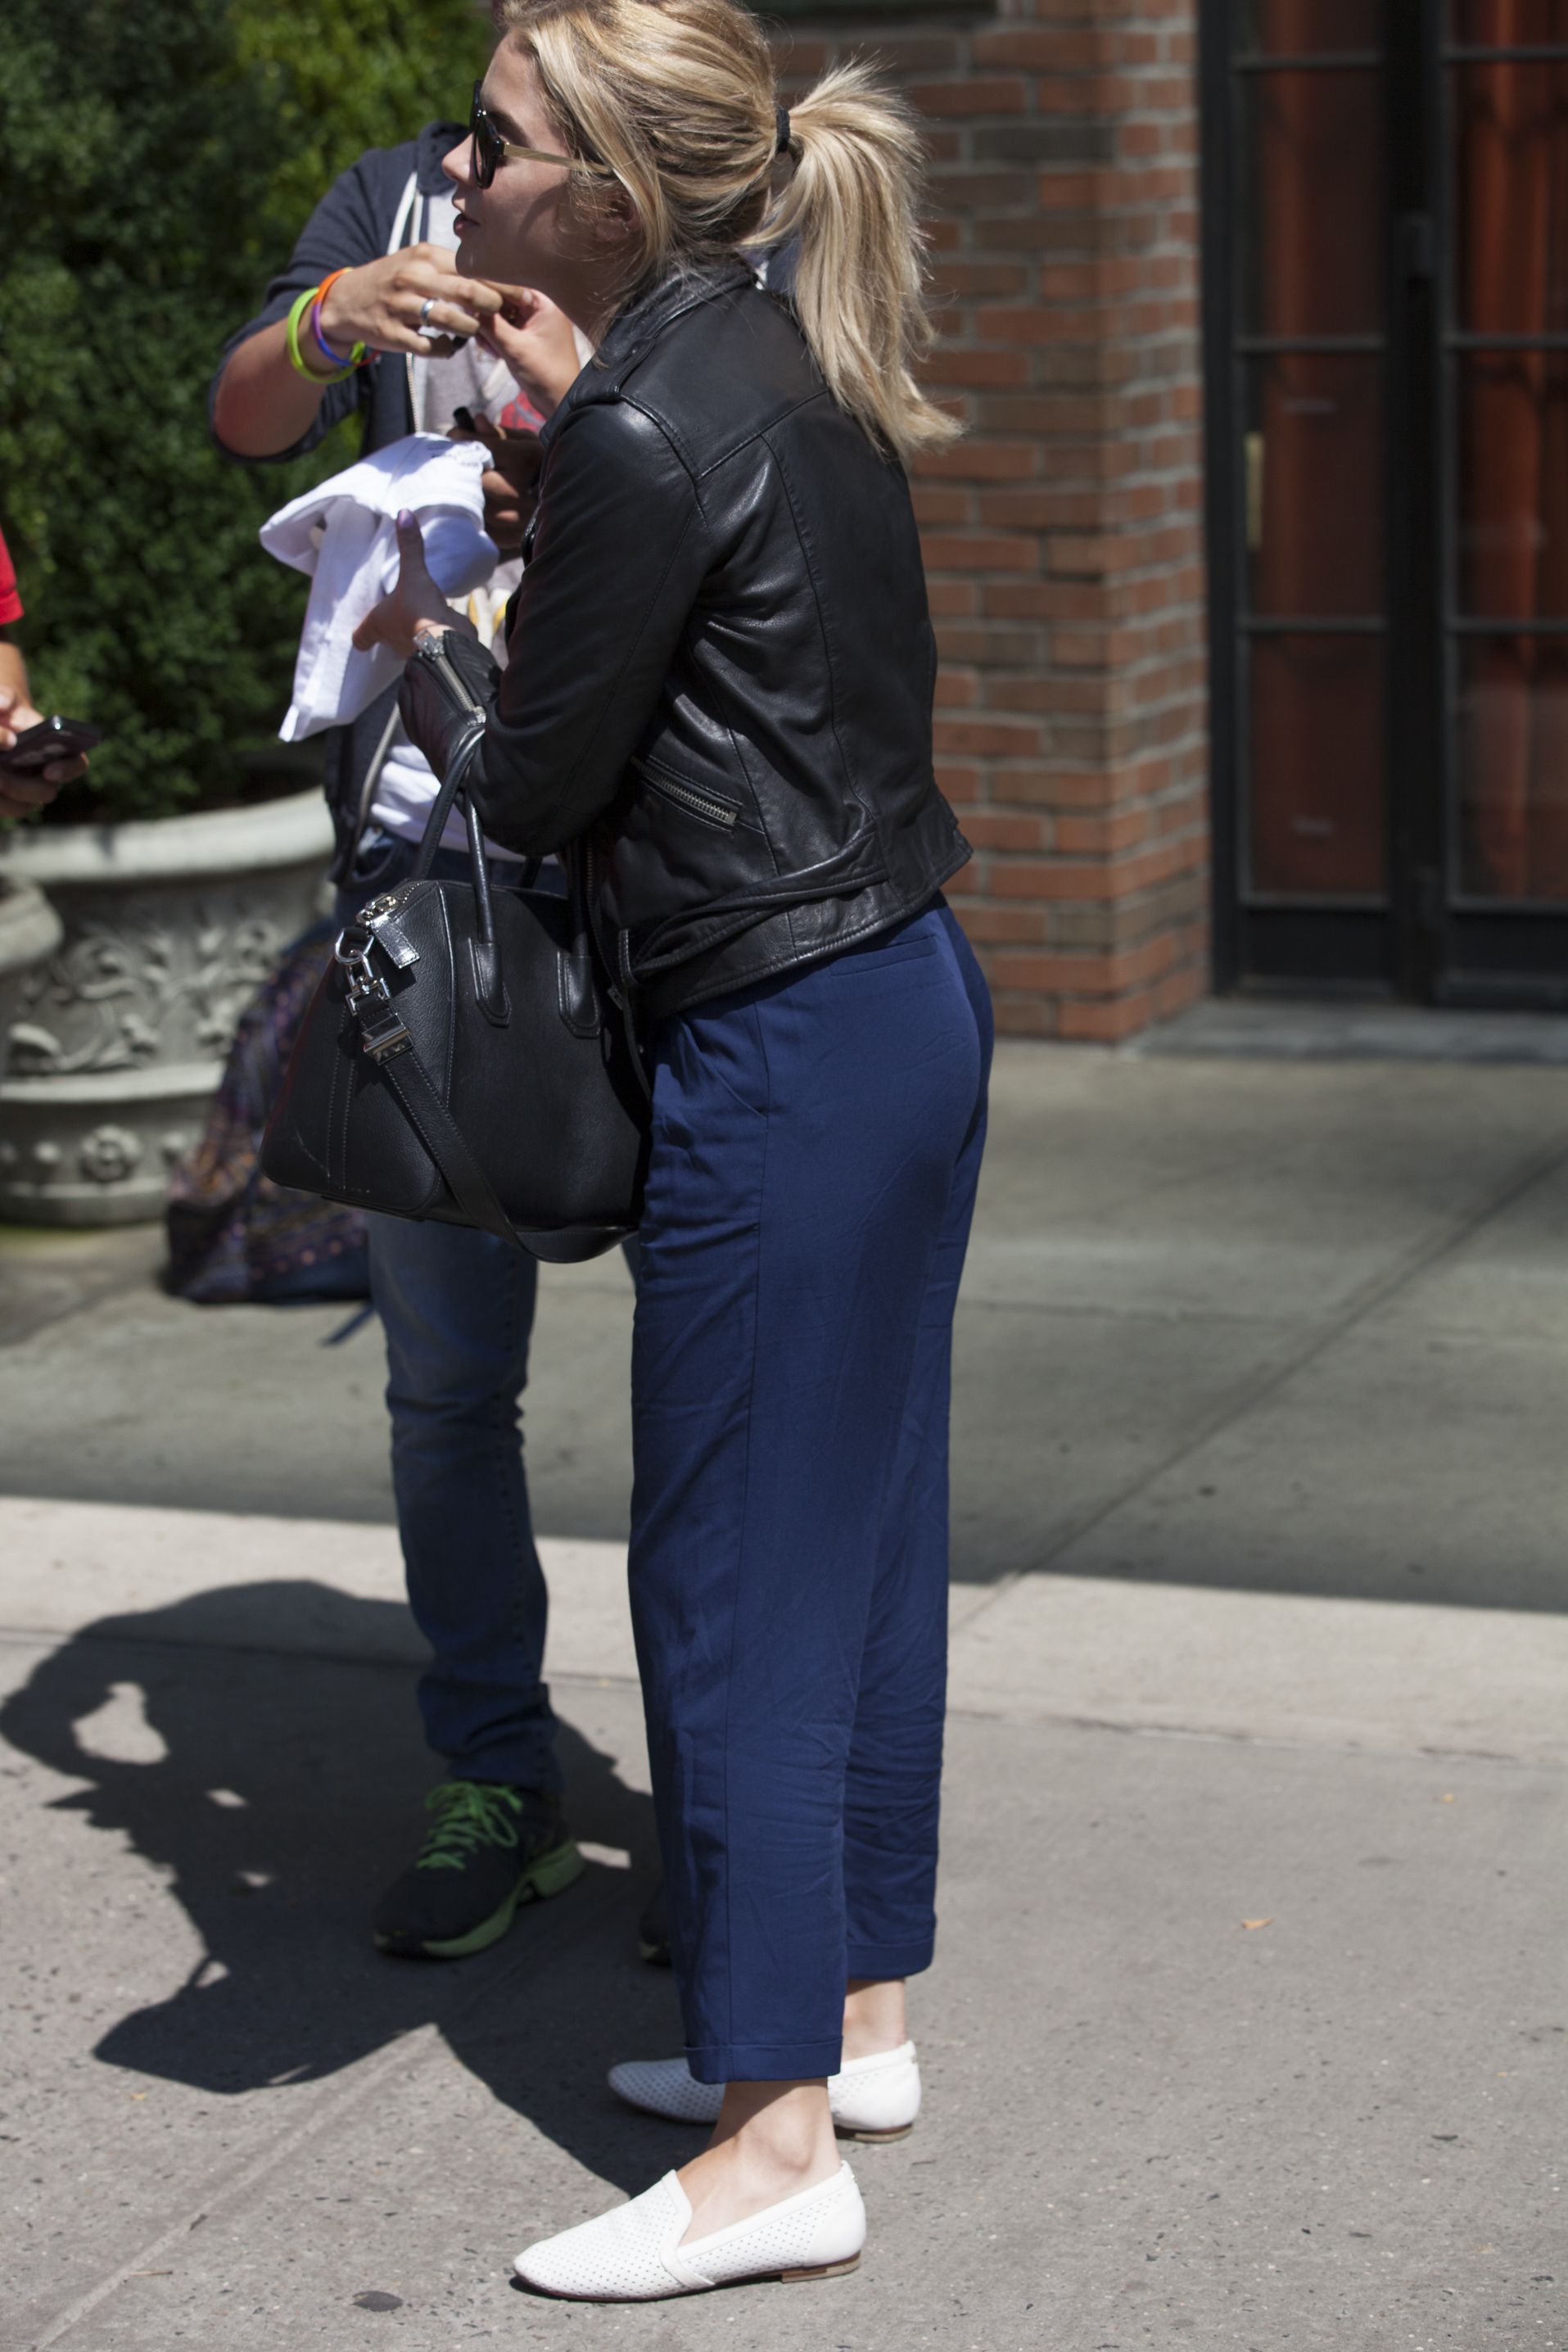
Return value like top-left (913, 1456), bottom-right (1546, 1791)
top-left (608, 2039), bottom-right (921, 2142)
top-left (514, 2161), bottom-right (865, 2300)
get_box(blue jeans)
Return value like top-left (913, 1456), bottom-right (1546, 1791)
top-left (338, 831), bottom-right (559, 1794)
top-left (630, 901), bottom-right (992, 2082)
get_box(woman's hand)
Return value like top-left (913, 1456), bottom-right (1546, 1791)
top-left (352, 513), bottom-right (480, 663)
top-left (318, 243), bottom-right (504, 360)
top-left (0, 685), bottom-right (87, 820)
top-left (477, 284), bottom-right (585, 418)
top-left (454, 414), bottom-right (545, 554)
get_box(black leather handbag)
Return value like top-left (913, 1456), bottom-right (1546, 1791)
top-left (260, 761), bottom-right (649, 1264)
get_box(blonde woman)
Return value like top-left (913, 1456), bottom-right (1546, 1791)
top-left (363, 0), bottom-right (992, 2300)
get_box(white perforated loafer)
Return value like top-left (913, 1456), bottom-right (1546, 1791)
top-left (608, 2040), bottom-right (921, 2142)
top-left (513, 2161), bottom-right (866, 2300)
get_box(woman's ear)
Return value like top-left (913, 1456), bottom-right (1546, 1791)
top-left (599, 183), bottom-right (639, 246)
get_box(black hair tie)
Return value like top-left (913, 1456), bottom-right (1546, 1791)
top-left (775, 104), bottom-right (793, 156)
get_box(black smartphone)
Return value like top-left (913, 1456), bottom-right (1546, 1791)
top-left (451, 404), bottom-right (478, 435)
top-left (0, 716), bottom-right (102, 776)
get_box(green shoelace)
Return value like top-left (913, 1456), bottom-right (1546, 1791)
top-left (415, 1780), bottom-right (523, 1873)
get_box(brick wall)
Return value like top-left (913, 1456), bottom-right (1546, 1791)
top-left (772, 0), bottom-right (1210, 1039)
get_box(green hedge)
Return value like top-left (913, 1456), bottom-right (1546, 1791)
top-left (0, 0), bottom-right (489, 823)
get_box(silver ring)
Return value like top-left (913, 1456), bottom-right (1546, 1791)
top-left (417, 296), bottom-right (440, 338)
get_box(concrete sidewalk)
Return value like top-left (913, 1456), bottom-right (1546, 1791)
top-left (2, 1039), bottom-right (1568, 2350)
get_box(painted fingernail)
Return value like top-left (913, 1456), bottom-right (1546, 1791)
top-left (397, 509), bottom-right (417, 530)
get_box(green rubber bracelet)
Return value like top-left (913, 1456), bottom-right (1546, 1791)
top-left (285, 286), bottom-right (359, 385)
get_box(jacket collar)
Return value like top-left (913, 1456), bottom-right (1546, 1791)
top-left (540, 256), bottom-right (756, 450)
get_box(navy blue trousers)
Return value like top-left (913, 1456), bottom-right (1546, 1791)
top-left (630, 900), bottom-right (993, 2084)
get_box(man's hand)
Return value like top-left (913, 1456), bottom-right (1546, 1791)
top-left (0, 685), bottom-right (86, 821)
top-left (454, 414), bottom-right (544, 554)
top-left (477, 285), bottom-right (585, 418)
top-left (318, 243), bottom-right (504, 360)
top-left (352, 513), bottom-right (481, 663)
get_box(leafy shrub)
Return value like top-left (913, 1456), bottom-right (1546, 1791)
top-left (0, 0), bottom-right (488, 823)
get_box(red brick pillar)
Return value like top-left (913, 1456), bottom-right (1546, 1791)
top-left (773, 0), bottom-right (1209, 1040)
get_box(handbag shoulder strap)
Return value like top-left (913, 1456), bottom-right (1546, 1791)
top-left (355, 996), bottom-right (531, 1259)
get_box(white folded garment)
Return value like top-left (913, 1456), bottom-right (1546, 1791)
top-left (260, 434), bottom-right (498, 742)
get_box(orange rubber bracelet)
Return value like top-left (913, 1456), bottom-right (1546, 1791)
top-left (311, 268), bottom-right (368, 368)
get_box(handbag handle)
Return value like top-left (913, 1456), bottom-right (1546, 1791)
top-left (410, 740), bottom-right (493, 933)
top-left (409, 737), bottom-right (472, 878)
top-left (408, 737), bottom-right (507, 1017)
top-left (401, 742), bottom-right (620, 1053)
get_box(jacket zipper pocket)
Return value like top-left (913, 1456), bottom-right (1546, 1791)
top-left (636, 762), bottom-right (739, 829)
top-left (418, 634), bottom-right (492, 800)
top-left (419, 632), bottom-right (487, 717)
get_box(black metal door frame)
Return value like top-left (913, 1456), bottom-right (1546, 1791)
top-left (1388, 0), bottom-right (1444, 1004)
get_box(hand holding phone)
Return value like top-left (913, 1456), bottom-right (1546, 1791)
top-left (0, 697), bottom-right (97, 816)
top-left (0, 715), bottom-right (102, 777)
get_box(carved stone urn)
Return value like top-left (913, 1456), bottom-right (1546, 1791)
top-left (0, 790), bottom-right (332, 1224)
top-left (0, 876), bottom-right (65, 1081)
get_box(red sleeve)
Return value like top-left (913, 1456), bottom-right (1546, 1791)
top-left (0, 527), bottom-right (21, 627)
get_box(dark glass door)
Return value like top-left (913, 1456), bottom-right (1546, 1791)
top-left (1203, 0), bottom-right (1568, 1002)
top-left (1444, 0), bottom-right (1568, 997)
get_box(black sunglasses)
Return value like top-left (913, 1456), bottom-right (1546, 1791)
top-left (468, 82), bottom-right (611, 186)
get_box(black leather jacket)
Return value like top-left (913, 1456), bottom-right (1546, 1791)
top-left (399, 257), bottom-right (969, 1020)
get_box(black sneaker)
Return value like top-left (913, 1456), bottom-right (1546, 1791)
top-left (373, 1780), bottom-right (584, 1960)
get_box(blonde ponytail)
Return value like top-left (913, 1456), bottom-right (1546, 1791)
top-left (752, 65), bottom-right (957, 464)
top-left (492, 0), bottom-right (960, 467)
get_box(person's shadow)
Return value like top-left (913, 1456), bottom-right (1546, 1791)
top-left (0, 1581), bottom-right (702, 2194)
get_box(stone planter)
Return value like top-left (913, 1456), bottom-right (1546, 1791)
top-left (0, 789), bottom-right (333, 1225)
top-left (0, 877), bottom-right (65, 1088)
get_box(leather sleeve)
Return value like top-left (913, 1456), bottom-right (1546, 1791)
top-left (396, 629), bottom-right (501, 782)
top-left (442, 400), bottom-right (712, 861)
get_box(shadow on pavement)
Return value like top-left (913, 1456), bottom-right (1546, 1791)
top-left (0, 1582), bottom-right (698, 2197)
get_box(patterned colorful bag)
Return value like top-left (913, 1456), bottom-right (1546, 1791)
top-left (165, 920), bottom-right (368, 1304)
